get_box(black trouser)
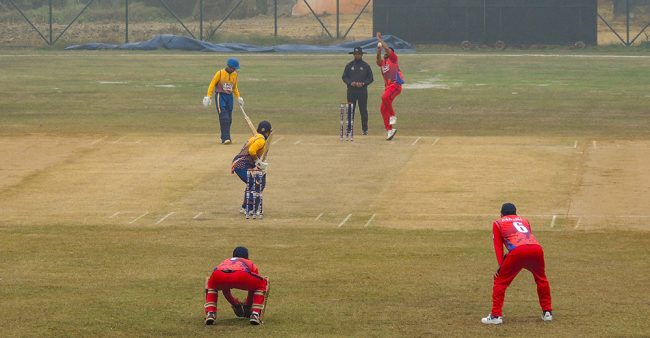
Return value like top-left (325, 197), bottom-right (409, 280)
top-left (347, 89), bottom-right (369, 133)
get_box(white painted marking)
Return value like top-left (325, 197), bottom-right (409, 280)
top-left (99, 81), bottom-right (127, 84)
top-left (574, 217), bottom-right (582, 230)
top-left (294, 140), bottom-right (302, 145)
top-left (193, 212), bottom-right (203, 220)
top-left (364, 214), bottom-right (377, 227)
top-left (573, 140), bottom-right (578, 149)
top-left (128, 211), bottom-right (149, 224)
top-left (136, 140), bottom-right (142, 144)
top-left (550, 215), bottom-right (557, 228)
top-left (315, 212), bottom-right (324, 221)
top-left (411, 137), bottom-right (422, 146)
top-left (91, 136), bottom-right (107, 145)
top-left (432, 137), bottom-right (440, 145)
top-left (109, 211), bottom-right (122, 219)
top-left (592, 140), bottom-right (597, 149)
top-left (271, 137), bottom-right (284, 145)
top-left (155, 212), bottom-right (175, 225)
top-left (154, 84), bottom-right (176, 88)
top-left (112, 136), bottom-right (126, 144)
top-left (337, 214), bottom-right (352, 228)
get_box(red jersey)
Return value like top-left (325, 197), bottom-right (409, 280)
top-left (379, 49), bottom-right (404, 87)
top-left (216, 257), bottom-right (259, 275)
top-left (492, 215), bottom-right (540, 265)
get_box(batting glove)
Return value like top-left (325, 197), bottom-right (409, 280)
top-left (238, 96), bottom-right (245, 107)
top-left (255, 159), bottom-right (268, 171)
top-left (202, 96), bottom-right (211, 107)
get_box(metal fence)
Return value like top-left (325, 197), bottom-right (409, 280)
top-left (0, 0), bottom-right (373, 47)
top-left (1, 0), bottom-right (649, 47)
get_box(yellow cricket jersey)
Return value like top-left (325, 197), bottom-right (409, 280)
top-left (241, 133), bottom-right (266, 159)
top-left (206, 68), bottom-right (241, 98)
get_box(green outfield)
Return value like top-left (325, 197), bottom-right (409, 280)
top-left (0, 50), bottom-right (649, 337)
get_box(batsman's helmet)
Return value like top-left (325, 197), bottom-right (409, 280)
top-left (257, 120), bottom-right (272, 134)
top-left (227, 58), bottom-right (240, 69)
top-left (500, 203), bottom-right (517, 216)
top-left (233, 246), bottom-right (249, 259)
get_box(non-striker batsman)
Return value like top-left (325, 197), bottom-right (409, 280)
top-left (203, 58), bottom-right (245, 144)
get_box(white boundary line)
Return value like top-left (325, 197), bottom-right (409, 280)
top-left (90, 136), bottom-right (107, 145)
top-left (411, 137), bottom-right (422, 146)
top-left (128, 211), bottom-right (149, 224)
top-left (315, 212), bottom-right (324, 221)
top-left (432, 137), bottom-right (440, 145)
top-left (337, 214), bottom-right (352, 228)
top-left (112, 136), bottom-right (126, 144)
top-left (193, 212), bottom-right (203, 219)
top-left (155, 212), bottom-right (175, 225)
top-left (109, 211), bottom-right (122, 219)
top-left (550, 215), bottom-right (557, 228)
top-left (364, 214), bottom-right (377, 227)
top-left (271, 137), bottom-right (284, 145)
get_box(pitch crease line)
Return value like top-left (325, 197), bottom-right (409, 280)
top-left (271, 137), bottom-right (284, 145)
top-left (109, 211), bottom-right (122, 219)
top-left (432, 137), bottom-right (440, 145)
top-left (91, 136), bottom-right (107, 145)
top-left (129, 212), bottom-right (149, 224)
top-left (574, 217), bottom-right (581, 230)
top-left (112, 136), bottom-right (126, 144)
top-left (193, 212), bottom-right (203, 220)
top-left (550, 215), bottom-right (556, 228)
top-left (156, 212), bottom-right (175, 225)
top-left (592, 140), bottom-right (597, 149)
top-left (364, 214), bottom-right (377, 227)
top-left (294, 140), bottom-right (302, 145)
top-left (573, 140), bottom-right (578, 149)
top-left (337, 214), bottom-right (352, 228)
top-left (315, 212), bottom-right (324, 221)
top-left (411, 137), bottom-right (422, 146)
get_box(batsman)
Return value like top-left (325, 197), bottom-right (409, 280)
top-left (204, 246), bottom-right (269, 325)
top-left (231, 120), bottom-right (272, 216)
top-left (203, 58), bottom-right (245, 144)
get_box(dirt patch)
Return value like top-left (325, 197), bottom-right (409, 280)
top-left (568, 140), bottom-right (650, 230)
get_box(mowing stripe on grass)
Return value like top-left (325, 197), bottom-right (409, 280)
top-left (155, 212), bottom-right (175, 225)
top-left (338, 214), bottom-right (352, 228)
top-left (364, 213), bottom-right (377, 227)
top-left (128, 211), bottom-right (149, 224)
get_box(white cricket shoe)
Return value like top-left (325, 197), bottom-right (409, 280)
top-left (386, 129), bottom-right (397, 140)
top-left (481, 314), bottom-right (503, 325)
top-left (223, 139), bottom-right (232, 144)
top-left (239, 207), bottom-right (246, 214)
top-left (542, 311), bottom-right (553, 322)
top-left (249, 312), bottom-right (261, 325)
top-left (389, 115), bottom-right (397, 125)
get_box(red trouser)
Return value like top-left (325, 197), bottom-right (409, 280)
top-left (492, 244), bottom-right (552, 316)
top-left (380, 83), bottom-right (402, 130)
top-left (205, 270), bottom-right (268, 315)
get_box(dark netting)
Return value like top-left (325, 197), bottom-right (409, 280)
top-left (373, 0), bottom-right (598, 45)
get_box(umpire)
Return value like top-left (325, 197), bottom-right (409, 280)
top-left (342, 47), bottom-right (374, 135)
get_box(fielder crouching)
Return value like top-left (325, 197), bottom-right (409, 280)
top-left (231, 121), bottom-right (272, 216)
top-left (205, 246), bottom-right (269, 325)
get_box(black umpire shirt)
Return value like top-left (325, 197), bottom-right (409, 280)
top-left (342, 59), bottom-right (374, 92)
